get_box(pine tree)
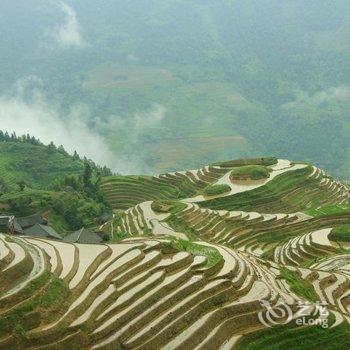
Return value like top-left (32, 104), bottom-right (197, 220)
top-left (47, 141), bottom-right (57, 153)
top-left (73, 150), bottom-right (80, 160)
top-left (58, 145), bottom-right (68, 155)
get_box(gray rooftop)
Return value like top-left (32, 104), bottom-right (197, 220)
top-left (63, 228), bottom-right (103, 244)
top-left (17, 214), bottom-right (47, 229)
top-left (24, 224), bottom-right (62, 240)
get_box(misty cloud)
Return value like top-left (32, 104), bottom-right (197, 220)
top-left (54, 1), bottom-right (86, 47)
top-left (110, 104), bottom-right (166, 143)
top-left (0, 77), bottom-right (168, 174)
top-left (0, 76), bottom-right (122, 171)
top-left (108, 103), bottom-right (166, 129)
top-left (88, 103), bottom-right (167, 146)
top-left (281, 86), bottom-right (350, 110)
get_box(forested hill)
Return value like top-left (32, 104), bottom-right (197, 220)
top-left (0, 132), bottom-right (113, 233)
top-left (0, 131), bottom-right (112, 192)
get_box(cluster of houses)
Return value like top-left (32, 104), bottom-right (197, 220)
top-left (0, 214), bottom-right (103, 244)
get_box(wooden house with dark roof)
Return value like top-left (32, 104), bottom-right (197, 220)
top-left (13, 218), bottom-right (24, 234)
top-left (17, 214), bottom-right (48, 229)
top-left (24, 224), bottom-right (62, 240)
top-left (0, 215), bottom-right (24, 234)
top-left (63, 228), bottom-right (103, 244)
top-left (0, 216), bottom-right (13, 233)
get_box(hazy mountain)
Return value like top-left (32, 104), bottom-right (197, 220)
top-left (0, 0), bottom-right (349, 177)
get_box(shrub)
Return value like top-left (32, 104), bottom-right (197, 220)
top-left (170, 238), bottom-right (222, 268)
top-left (151, 201), bottom-right (174, 213)
top-left (151, 200), bottom-right (186, 214)
top-left (213, 157), bottom-right (277, 168)
top-left (53, 192), bottom-right (105, 230)
top-left (280, 267), bottom-right (318, 302)
top-left (329, 225), bottom-right (350, 242)
top-left (102, 233), bottom-right (110, 242)
top-left (203, 184), bottom-right (231, 196)
top-left (230, 165), bottom-right (270, 180)
top-left (113, 231), bottom-right (128, 242)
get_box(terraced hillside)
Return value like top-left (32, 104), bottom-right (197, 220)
top-left (100, 164), bottom-right (228, 210)
top-left (102, 158), bottom-right (349, 213)
top-left (2, 158), bottom-right (350, 349)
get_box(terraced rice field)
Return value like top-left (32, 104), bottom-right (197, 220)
top-left (2, 158), bottom-right (350, 349)
top-left (100, 165), bottom-right (227, 210)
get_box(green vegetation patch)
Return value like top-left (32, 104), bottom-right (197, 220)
top-left (235, 317), bottom-right (350, 350)
top-left (0, 190), bottom-right (105, 233)
top-left (199, 166), bottom-right (328, 213)
top-left (170, 238), bottom-right (222, 268)
top-left (257, 231), bottom-right (298, 244)
top-left (260, 247), bottom-right (275, 261)
top-left (329, 225), bottom-right (350, 242)
top-left (112, 231), bottom-right (129, 242)
top-left (0, 137), bottom-right (112, 234)
top-left (0, 135), bottom-right (112, 193)
top-left (280, 267), bottom-right (318, 302)
top-left (0, 160), bottom-right (109, 233)
top-left (213, 157), bottom-right (277, 168)
top-left (100, 174), bottom-right (205, 210)
top-left (0, 272), bottom-right (70, 338)
top-left (151, 200), bottom-right (187, 214)
top-left (230, 165), bottom-right (271, 180)
top-left (203, 184), bottom-right (231, 196)
top-left (166, 214), bottom-right (198, 241)
top-left (0, 142), bottom-right (84, 192)
top-left (304, 204), bottom-right (350, 217)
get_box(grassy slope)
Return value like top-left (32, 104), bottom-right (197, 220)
top-left (0, 142), bottom-right (84, 191)
top-left (236, 321), bottom-right (350, 350)
top-left (0, 271), bottom-right (71, 345)
top-left (203, 184), bottom-right (231, 196)
top-left (329, 225), bottom-right (350, 242)
top-left (0, 141), bottom-right (105, 233)
top-left (77, 3), bottom-right (350, 177)
top-left (102, 162), bottom-right (347, 213)
top-left (170, 239), bottom-right (222, 268)
top-left (230, 165), bottom-right (270, 180)
top-left (304, 204), bottom-right (350, 217)
top-left (280, 268), bottom-right (318, 302)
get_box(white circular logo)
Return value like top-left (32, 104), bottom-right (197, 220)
top-left (258, 300), bottom-right (293, 328)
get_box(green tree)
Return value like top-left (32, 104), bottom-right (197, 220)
top-left (47, 142), bottom-right (57, 154)
top-left (17, 180), bottom-right (27, 192)
top-left (8, 196), bottom-right (32, 216)
top-left (83, 162), bottom-right (93, 190)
